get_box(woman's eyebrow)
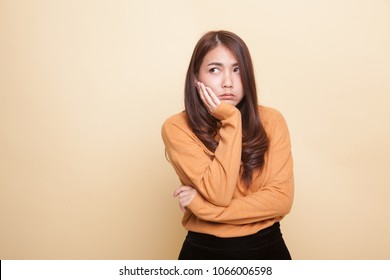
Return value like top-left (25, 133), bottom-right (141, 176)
top-left (207, 62), bottom-right (223, 66)
top-left (207, 62), bottom-right (239, 66)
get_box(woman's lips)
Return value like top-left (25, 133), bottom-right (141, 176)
top-left (219, 94), bottom-right (235, 100)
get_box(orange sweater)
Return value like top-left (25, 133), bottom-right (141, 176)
top-left (161, 102), bottom-right (294, 237)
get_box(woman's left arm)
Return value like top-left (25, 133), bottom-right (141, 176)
top-left (187, 111), bottom-right (294, 224)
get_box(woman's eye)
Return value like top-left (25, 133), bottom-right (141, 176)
top-left (233, 67), bottom-right (240, 73)
top-left (209, 67), bottom-right (220, 73)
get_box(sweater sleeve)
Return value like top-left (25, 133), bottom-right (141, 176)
top-left (161, 102), bottom-right (242, 206)
top-left (187, 111), bottom-right (294, 224)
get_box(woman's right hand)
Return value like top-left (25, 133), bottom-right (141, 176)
top-left (196, 81), bottom-right (221, 114)
top-left (173, 185), bottom-right (198, 213)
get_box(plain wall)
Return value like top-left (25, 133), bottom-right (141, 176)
top-left (1, 0), bottom-right (389, 259)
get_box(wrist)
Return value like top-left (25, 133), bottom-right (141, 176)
top-left (187, 193), bottom-right (202, 213)
top-left (211, 102), bottom-right (240, 120)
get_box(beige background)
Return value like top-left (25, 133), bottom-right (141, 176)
top-left (1, 0), bottom-right (389, 259)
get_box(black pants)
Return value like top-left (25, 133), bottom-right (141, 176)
top-left (178, 222), bottom-right (291, 260)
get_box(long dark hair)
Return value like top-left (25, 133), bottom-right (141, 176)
top-left (184, 30), bottom-right (269, 187)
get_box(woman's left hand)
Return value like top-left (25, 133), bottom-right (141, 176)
top-left (173, 185), bottom-right (198, 213)
top-left (196, 82), bottom-right (221, 114)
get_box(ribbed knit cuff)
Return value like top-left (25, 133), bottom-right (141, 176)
top-left (187, 193), bottom-right (203, 215)
top-left (212, 102), bottom-right (240, 120)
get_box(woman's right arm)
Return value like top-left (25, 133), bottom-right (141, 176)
top-left (161, 101), bottom-right (242, 207)
top-left (186, 110), bottom-right (294, 224)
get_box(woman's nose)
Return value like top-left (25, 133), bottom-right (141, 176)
top-left (222, 73), bottom-right (233, 88)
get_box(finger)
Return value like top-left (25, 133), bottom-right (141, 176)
top-left (197, 82), bottom-right (211, 110)
top-left (200, 82), bottom-right (214, 109)
top-left (197, 82), bottom-right (209, 110)
top-left (179, 203), bottom-right (187, 213)
top-left (179, 194), bottom-right (190, 212)
top-left (205, 86), bottom-right (221, 107)
top-left (173, 185), bottom-right (193, 197)
top-left (173, 189), bottom-right (181, 197)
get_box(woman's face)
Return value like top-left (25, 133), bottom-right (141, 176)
top-left (197, 45), bottom-right (244, 107)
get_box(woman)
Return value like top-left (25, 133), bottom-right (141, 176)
top-left (161, 30), bottom-right (294, 260)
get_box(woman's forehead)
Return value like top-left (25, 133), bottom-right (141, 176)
top-left (202, 45), bottom-right (238, 65)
